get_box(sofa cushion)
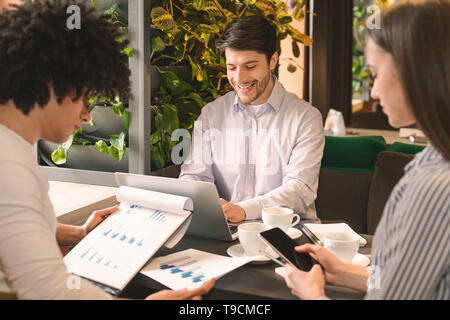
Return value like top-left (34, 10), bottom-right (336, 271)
top-left (322, 136), bottom-right (388, 170)
top-left (388, 141), bottom-right (425, 154)
top-left (316, 168), bottom-right (372, 234)
top-left (366, 151), bottom-right (415, 234)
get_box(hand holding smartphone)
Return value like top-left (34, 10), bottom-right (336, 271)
top-left (258, 227), bottom-right (320, 272)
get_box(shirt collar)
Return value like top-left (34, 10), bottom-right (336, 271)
top-left (233, 75), bottom-right (284, 113)
top-left (404, 144), bottom-right (448, 173)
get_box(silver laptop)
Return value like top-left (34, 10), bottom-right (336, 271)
top-left (114, 172), bottom-right (239, 241)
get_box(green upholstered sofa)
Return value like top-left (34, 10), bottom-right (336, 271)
top-left (316, 135), bottom-right (425, 234)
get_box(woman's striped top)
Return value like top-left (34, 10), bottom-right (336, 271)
top-left (366, 145), bottom-right (449, 299)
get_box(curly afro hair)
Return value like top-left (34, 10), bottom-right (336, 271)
top-left (0, 0), bottom-right (131, 115)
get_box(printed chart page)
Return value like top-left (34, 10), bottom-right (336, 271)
top-left (140, 249), bottom-right (252, 290)
top-left (64, 202), bottom-right (191, 290)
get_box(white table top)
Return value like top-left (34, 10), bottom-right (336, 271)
top-left (345, 127), bottom-right (427, 146)
top-left (49, 180), bottom-right (118, 225)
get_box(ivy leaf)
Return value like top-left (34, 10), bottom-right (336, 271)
top-left (110, 132), bottom-right (126, 162)
top-left (122, 47), bottom-right (134, 58)
top-left (280, 16), bottom-right (292, 24)
top-left (95, 140), bottom-right (110, 155)
top-left (160, 71), bottom-right (181, 91)
top-left (293, 6), bottom-right (305, 21)
top-left (151, 36), bottom-right (166, 58)
top-left (110, 132), bottom-right (125, 150)
top-left (159, 104), bottom-right (179, 133)
top-left (151, 131), bottom-right (161, 145)
top-left (51, 148), bottom-right (67, 165)
top-left (199, 69), bottom-right (209, 91)
top-left (292, 40), bottom-right (300, 58)
top-left (82, 141), bottom-right (92, 151)
top-left (290, 27), bottom-right (313, 46)
top-left (151, 144), bottom-right (165, 170)
top-left (124, 110), bottom-right (130, 129)
top-left (112, 101), bottom-right (125, 116)
top-left (161, 135), bottom-right (173, 162)
top-left (192, 0), bottom-right (207, 11)
top-left (196, 65), bottom-right (204, 82)
top-left (171, 81), bottom-right (194, 96)
top-left (189, 60), bottom-right (199, 81)
top-left (61, 132), bottom-right (76, 152)
top-left (187, 92), bottom-right (205, 108)
top-left (88, 118), bottom-right (95, 126)
top-left (104, 3), bottom-right (119, 16)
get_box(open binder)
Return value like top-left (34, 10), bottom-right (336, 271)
top-left (63, 186), bottom-right (193, 295)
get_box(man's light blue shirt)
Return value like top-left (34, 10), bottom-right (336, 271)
top-left (180, 77), bottom-right (324, 221)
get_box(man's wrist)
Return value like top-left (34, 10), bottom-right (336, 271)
top-left (236, 199), bottom-right (261, 220)
top-left (240, 206), bottom-right (246, 221)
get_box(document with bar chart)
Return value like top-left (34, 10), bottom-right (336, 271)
top-left (140, 249), bottom-right (252, 290)
top-left (63, 186), bottom-right (193, 292)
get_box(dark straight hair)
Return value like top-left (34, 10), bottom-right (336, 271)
top-left (366, 0), bottom-right (450, 162)
top-left (215, 15), bottom-right (277, 63)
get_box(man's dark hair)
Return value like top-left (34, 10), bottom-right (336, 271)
top-left (215, 15), bottom-right (277, 63)
top-left (0, 0), bottom-right (131, 115)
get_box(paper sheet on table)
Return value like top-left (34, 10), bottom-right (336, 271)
top-left (116, 186), bottom-right (193, 215)
top-left (399, 128), bottom-right (425, 138)
top-left (64, 187), bottom-right (192, 291)
top-left (304, 223), bottom-right (367, 247)
top-left (140, 249), bottom-right (252, 290)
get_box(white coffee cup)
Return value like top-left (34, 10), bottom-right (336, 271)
top-left (262, 207), bottom-right (300, 232)
top-left (324, 232), bottom-right (360, 263)
top-left (238, 222), bottom-right (270, 257)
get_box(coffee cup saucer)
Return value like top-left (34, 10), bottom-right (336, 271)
top-left (352, 253), bottom-right (370, 266)
top-left (227, 244), bottom-right (273, 264)
top-left (286, 227), bottom-right (302, 239)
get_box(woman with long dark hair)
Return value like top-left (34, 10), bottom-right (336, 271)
top-left (281, 0), bottom-right (449, 300)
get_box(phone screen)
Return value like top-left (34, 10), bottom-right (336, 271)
top-left (259, 227), bottom-right (317, 272)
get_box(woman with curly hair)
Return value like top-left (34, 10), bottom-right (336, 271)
top-left (0, 0), bottom-right (214, 299)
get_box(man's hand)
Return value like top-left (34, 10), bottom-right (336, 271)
top-left (81, 204), bottom-right (118, 238)
top-left (146, 278), bottom-right (215, 300)
top-left (220, 199), bottom-right (245, 222)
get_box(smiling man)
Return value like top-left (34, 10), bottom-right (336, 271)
top-left (179, 16), bottom-right (325, 223)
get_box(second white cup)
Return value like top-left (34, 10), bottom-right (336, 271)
top-left (324, 232), bottom-right (360, 263)
top-left (262, 206), bottom-right (300, 232)
top-left (238, 222), bottom-right (270, 257)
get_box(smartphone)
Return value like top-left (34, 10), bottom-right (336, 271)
top-left (298, 222), bottom-right (321, 245)
top-left (258, 227), bottom-right (318, 272)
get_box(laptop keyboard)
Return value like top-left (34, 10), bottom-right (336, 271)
top-left (228, 223), bottom-right (238, 235)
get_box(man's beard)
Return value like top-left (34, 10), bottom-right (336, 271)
top-left (234, 75), bottom-right (270, 105)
